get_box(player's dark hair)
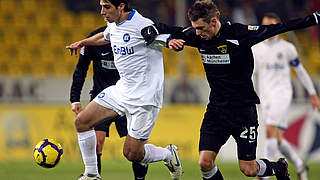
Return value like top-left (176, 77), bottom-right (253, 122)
top-left (104, 0), bottom-right (132, 12)
top-left (187, 1), bottom-right (221, 23)
top-left (263, 12), bottom-right (282, 23)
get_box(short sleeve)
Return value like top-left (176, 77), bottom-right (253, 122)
top-left (103, 26), bottom-right (110, 41)
top-left (137, 17), bottom-right (154, 32)
top-left (287, 43), bottom-right (298, 62)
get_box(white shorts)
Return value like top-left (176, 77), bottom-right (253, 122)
top-left (261, 96), bottom-right (291, 129)
top-left (93, 86), bottom-right (160, 140)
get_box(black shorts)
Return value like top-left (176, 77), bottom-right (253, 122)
top-left (199, 104), bottom-right (259, 161)
top-left (94, 115), bottom-right (127, 137)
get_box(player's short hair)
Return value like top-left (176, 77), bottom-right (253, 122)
top-left (104, 0), bottom-right (132, 12)
top-left (187, 1), bottom-right (221, 23)
top-left (263, 12), bottom-right (282, 23)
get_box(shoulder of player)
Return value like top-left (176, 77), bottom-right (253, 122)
top-left (87, 26), bottom-right (108, 38)
top-left (130, 9), bottom-right (154, 27)
top-left (221, 21), bottom-right (249, 36)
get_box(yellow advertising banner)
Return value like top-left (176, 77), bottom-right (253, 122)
top-left (0, 104), bottom-right (205, 161)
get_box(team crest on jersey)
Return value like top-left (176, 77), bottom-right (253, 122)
top-left (248, 25), bottom-right (259, 31)
top-left (98, 92), bottom-right (105, 98)
top-left (217, 45), bottom-right (227, 53)
top-left (277, 52), bottom-right (283, 60)
top-left (123, 33), bottom-right (130, 42)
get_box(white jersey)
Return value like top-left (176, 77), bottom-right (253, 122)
top-left (252, 38), bottom-right (298, 101)
top-left (103, 10), bottom-right (168, 108)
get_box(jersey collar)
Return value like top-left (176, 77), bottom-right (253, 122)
top-left (264, 37), bottom-right (280, 46)
top-left (116, 9), bottom-right (136, 26)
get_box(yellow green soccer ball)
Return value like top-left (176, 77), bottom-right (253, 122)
top-left (33, 138), bottom-right (63, 168)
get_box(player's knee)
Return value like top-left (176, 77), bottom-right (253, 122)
top-left (74, 113), bottom-right (90, 132)
top-left (198, 159), bottom-right (212, 171)
top-left (123, 148), bottom-right (144, 162)
top-left (239, 164), bottom-right (257, 177)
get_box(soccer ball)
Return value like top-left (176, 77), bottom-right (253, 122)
top-left (33, 138), bottom-right (63, 168)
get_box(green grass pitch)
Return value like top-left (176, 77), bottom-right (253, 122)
top-left (1, 160), bottom-right (320, 179)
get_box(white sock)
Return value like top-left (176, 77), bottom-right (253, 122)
top-left (256, 160), bottom-right (267, 176)
top-left (279, 139), bottom-right (304, 172)
top-left (202, 164), bottom-right (218, 179)
top-left (78, 130), bottom-right (98, 175)
top-left (141, 144), bottom-right (172, 164)
top-left (264, 138), bottom-right (278, 160)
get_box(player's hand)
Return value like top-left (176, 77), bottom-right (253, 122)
top-left (310, 94), bottom-right (320, 111)
top-left (168, 39), bottom-right (185, 51)
top-left (66, 40), bottom-right (85, 56)
top-left (71, 103), bottom-right (82, 114)
top-left (141, 25), bottom-right (159, 46)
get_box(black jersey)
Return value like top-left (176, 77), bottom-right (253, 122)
top-left (167, 14), bottom-right (318, 106)
top-left (70, 26), bottom-right (120, 103)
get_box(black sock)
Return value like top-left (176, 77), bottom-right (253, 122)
top-left (258, 159), bottom-right (283, 177)
top-left (132, 162), bottom-right (148, 180)
top-left (97, 153), bottom-right (102, 175)
top-left (203, 169), bottom-right (223, 180)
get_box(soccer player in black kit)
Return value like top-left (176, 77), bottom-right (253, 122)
top-left (142, 1), bottom-right (320, 180)
top-left (70, 26), bottom-right (148, 180)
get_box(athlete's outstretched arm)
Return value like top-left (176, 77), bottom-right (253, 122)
top-left (246, 9), bottom-right (320, 46)
top-left (292, 60), bottom-right (320, 111)
top-left (66, 32), bottom-right (109, 56)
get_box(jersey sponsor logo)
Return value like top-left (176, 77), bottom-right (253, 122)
top-left (248, 25), bottom-right (259, 31)
top-left (123, 33), bottom-right (130, 42)
top-left (266, 63), bottom-right (284, 70)
top-left (217, 45), bottom-right (227, 53)
top-left (277, 52), bottom-right (283, 59)
top-left (101, 60), bottom-right (116, 69)
top-left (201, 54), bottom-right (230, 64)
top-left (113, 45), bottom-right (134, 55)
top-left (80, 47), bottom-right (85, 55)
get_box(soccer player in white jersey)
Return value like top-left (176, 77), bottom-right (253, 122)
top-left (252, 12), bottom-right (320, 180)
top-left (66, 0), bottom-right (182, 180)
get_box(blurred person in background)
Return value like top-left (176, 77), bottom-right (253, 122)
top-left (252, 12), bottom-right (320, 180)
top-left (231, 0), bottom-right (257, 24)
top-left (66, 0), bottom-right (182, 179)
top-left (141, 0), bottom-right (320, 179)
top-left (70, 24), bottom-right (149, 179)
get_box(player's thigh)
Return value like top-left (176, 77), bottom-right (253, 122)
top-left (76, 101), bottom-right (118, 128)
top-left (126, 105), bottom-right (160, 141)
top-left (232, 106), bottom-right (259, 161)
top-left (199, 105), bottom-right (231, 154)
